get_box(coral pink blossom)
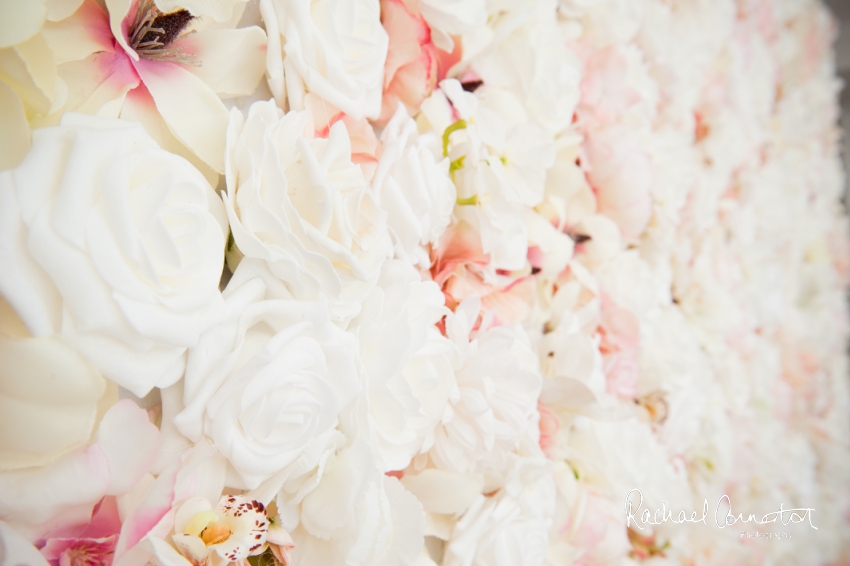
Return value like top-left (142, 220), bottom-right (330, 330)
top-left (378, 0), bottom-right (439, 123)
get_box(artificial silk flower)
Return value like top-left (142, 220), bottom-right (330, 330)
top-left (224, 100), bottom-right (392, 323)
top-left (261, 0), bottom-right (388, 119)
top-left (0, 300), bottom-right (113, 472)
top-left (377, 0), bottom-right (439, 124)
top-left (0, 114), bottom-right (229, 397)
top-left (348, 259), bottom-right (456, 472)
top-left (429, 297), bottom-right (544, 485)
top-left (172, 259), bottom-right (360, 490)
top-left (0, 400), bottom-right (159, 541)
top-left (290, 441), bottom-right (425, 566)
top-left (170, 495), bottom-right (269, 565)
top-left (372, 104), bottom-right (455, 270)
top-left (38, 0), bottom-right (267, 173)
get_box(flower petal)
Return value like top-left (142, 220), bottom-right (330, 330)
top-left (133, 58), bottom-right (228, 172)
top-left (96, 400), bottom-right (160, 496)
top-left (0, 522), bottom-right (51, 566)
top-left (0, 1), bottom-right (46, 49)
top-left (0, 82), bottom-right (30, 171)
top-left (178, 27), bottom-right (267, 98)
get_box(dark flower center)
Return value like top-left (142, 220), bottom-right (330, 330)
top-left (128, 0), bottom-right (196, 64)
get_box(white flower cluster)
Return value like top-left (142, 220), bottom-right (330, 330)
top-left (0, 0), bottom-right (848, 564)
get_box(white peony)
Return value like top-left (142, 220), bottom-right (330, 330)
top-left (290, 441), bottom-right (425, 566)
top-left (419, 0), bottom-right (487, 52)
top-left (468, 0), bottom-right (581, 138)
top-left (421, 80), bottom-right (555, 272)
top-left (263, 0), bottom-right (388, 119)
top-left (0, 114), bottom-right (228, 398)
top-left (171, 259), bottom-right (360, 490)
top-left (372, 104), bottom-right (455, 270)
top-left (349, 259), bottom-right (456, 471)
top-left (224, 100), bottom-right (392, 323)
top-left (443, 457), bottom-right (555, 566)
top-left (430, 297), bottom-right (543, 484)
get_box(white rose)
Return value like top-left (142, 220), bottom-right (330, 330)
top-left (350, 259), bottom-right (456, 471)
top-left (225, 101), bottom-right (392, 323)
top-left (443, 458), bottom-right (555, 566)
top-left (372, 104), bottom-right (455, 270)
top-left (0, 114), bottom-right (228, 397)
top-left (172, 259), bottom-right (360, 490)
top-left (430, 297), bottom-right (543, 483)
top-left (265, 0), bottom-right (388, 119)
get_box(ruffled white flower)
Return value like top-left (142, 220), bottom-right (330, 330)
top-left (372, 104), bottom-right (455, 270)
top-left (467, 0), bottom-right (581, 138)
top-left (224, 100), bottom-right (392, 323)
top-left (418, 0), bottom-right (486, 52)
top-left (443, 457), bottom-right (555, 566)
top-left (262, 0), bottom-right (388, 119)
top-left (429, 297), bottom-right (543, 483)
top-left (289, 441), bottom-right (425, 566)
top-left (349, 259), bottom-right (456, 471)
top-left (420, 80), bottom-right (555, 272)
top-left (0, 114), bottom-right (228, 397)
top-left (172, 259), bottom-right (360, 490)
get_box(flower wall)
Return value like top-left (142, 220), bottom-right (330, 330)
top-left (0, 0), bottom-right (849, 565)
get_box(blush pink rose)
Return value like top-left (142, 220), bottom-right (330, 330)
top-left (304, 94), bottom-right (381, 182)
top-left (583, 126), bottom-right (653, 242)
top-left (598, 294), bottom-right (640, 399)
top-left (378, 0), bottom-right (439, 123)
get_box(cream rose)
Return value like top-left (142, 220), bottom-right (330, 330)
top-left (224, 101), bottom-right (392, 323)
top-left (264, 0), bottom-right (388, 119)
top-left (0, 114), bottom-right (228, 398)
top-left (172, 259), bottom-right (360, 490)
